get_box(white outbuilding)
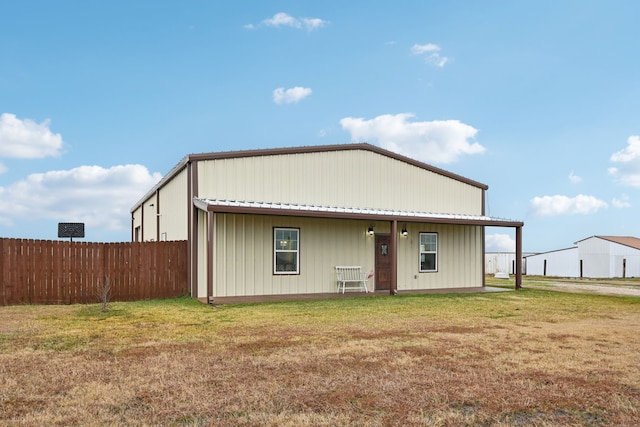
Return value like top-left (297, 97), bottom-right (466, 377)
top-left (524, 236), bottom-right (640, 278)
top-left (485, 252), bottom-right (535, 276)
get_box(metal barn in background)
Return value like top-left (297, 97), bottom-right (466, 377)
top-left (524, 236), bottom-right (640, 278)
top-left (485, 252), bottom-right (534, 275)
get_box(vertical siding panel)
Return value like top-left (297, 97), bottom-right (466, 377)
top-left (244, 216), bottom-right (254, 296)
top-left (197, 150), bottom-right (468, 215)
top-left (233, 216), bottom-right (242, 295)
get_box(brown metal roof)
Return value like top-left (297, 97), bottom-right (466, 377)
top-left (193, 198), bottom-right (524, 228)
top-left (596, 236), bottom-right (640, 250)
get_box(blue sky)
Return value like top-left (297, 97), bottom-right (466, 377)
top-left (1, 1), bottom-right (639, 253)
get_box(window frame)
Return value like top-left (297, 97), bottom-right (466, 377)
top-left (419, 232), bottom-right (438, 273)
top-left (273, 227), bottom-right (300, 275)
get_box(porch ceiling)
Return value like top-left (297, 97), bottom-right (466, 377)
top-left (193, 198), bottom-right (523, 228)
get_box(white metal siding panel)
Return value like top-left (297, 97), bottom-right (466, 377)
top-left (485, 253), bottom-right (515, 275)
top-left (484, 253), bottom-right (533, 275)
top-left (158, 166), bottom-right (188, 241)
top-left (608, 242), bottom-right (640, 278)
top-left (525, 248), bottom-right (579, 277)
top-left (131, 206), bottom-right (143, 241)
top-left (573, 237), bottom-right (640, 278)
top-left (577, 237), bottom-right (610, 278)
top-left (205, 213), bottom-right (487, 297)
top-left (196, 210), bottom-right (209, 299)
top-left (212, 215), bottom-right (377, 297)
top-left (142, 195), bottom-right (158, 241)
top-left (525, 254), bottom-right (545, 276)
top-left (396, 223), bottom-right (483, 290)
top-left (198, 150), bottom-right (483, 216)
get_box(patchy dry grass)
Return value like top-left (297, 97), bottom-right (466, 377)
top-left (1, 291), bottom-right (639, 426)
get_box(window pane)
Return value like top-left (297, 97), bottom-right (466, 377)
top-left (276, 252), bottom-right (297, 272)
top-left (420, 233), bottom-right (437, 251)
top-left (419, 233), bottom-right (437, 272)
top-left (274, 228), bottom-right (299, 274)
top-left (421, 253), bottom-right (436, 271)
top-left (275, 229), bottom-right (298, 250)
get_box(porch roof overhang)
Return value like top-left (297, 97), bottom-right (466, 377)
top-left (193, 198), bottom-right (524, 228)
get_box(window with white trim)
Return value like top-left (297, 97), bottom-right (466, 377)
top-left (419, 232), bottom-right (438, 272)
top-left (274, 228), bottom-right (299, 274)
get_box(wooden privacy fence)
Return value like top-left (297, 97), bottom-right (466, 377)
top-left (0, 239), bottom-right (188, 306)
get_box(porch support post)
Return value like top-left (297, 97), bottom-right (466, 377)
top-left (390, 220), bottom-right (398, 295)
top-left (207, 211), bottom-right (214, 302)
top-left (515, 225), bottom-right (522, 290)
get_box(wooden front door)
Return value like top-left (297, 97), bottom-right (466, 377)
top-left (375, 234), bottom-right (391, 291)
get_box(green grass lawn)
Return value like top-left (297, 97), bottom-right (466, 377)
top-left (1, 290), bottom-right (639, 426)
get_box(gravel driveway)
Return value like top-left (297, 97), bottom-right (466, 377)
top-left (526, 281), bottom-right (640, 297)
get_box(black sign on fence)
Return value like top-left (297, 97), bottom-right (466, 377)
top-left (58, 222), bottom-right (85, 241)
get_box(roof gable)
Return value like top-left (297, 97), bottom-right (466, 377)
top-left (132, 143), bottom-right (489, 212)
top-left (188, 143), bottom-right (488, 190)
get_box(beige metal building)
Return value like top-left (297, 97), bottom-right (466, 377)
top-left (131, 144), bottom-right (524, 301)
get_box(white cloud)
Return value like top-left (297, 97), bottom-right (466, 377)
top-left (411, 43), bottom-right (449, 67)
top-left (609, 135), bottom-right (640, 186)
top-left (612, 194), bottom-right (631, 209)
top-left (0, 113), bottom-right (64, 159)
top-left (249, 12), bottom-right (328, 31)
top-left (411, 43), bottom-right (440, 54)
top-left (340, 113), bottom-right (485, 164)
top-left (530, 194), bottom-right (608, 216)
top-left (568, 171), bottom-right (582, 183)
top-left (0, 164), bottom-right (162, 231)
top-left (485, 233), bottom-right (515, 252)
top-left (273, 86), bottom-right (312, 104)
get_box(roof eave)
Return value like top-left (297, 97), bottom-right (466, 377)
top-left (194, 200), bottom-right (523, 228)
